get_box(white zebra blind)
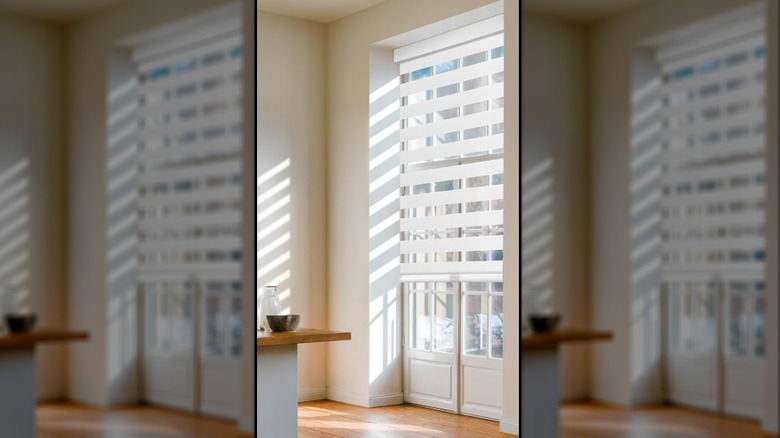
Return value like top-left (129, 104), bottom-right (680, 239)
top-left (658, 20), bottom-right (766, 283)
top-left (396, 17), bottom-right (504, 282)
top-left (135, 19), bottom-right (243, 283)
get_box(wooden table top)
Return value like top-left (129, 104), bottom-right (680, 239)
top-left (257, 328), bottom-right (351, 347)
top-left (522, 329), bottom-right (612, 350)
top-left (0, 329), bottom-right (89, 350)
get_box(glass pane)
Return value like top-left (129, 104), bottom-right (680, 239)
top-left (231, 294), bottom-right (242, 358)
top-left (490, 295), bottom-right (503, 359)
top-left (203, 294), bottom-right (224, 356)
top-left (754, 296), bottom-right (765, 357)
top-left (463, 294), bottom-right (487, 357)
top-left (433, 293), bottom-right (454, 353)
top-left (728, 294), bottom-right (747, 356)
top-left (411, 292), bottom-right (431, 351)
top-left (169, 287), bottom-right (193, 355)
top-left (147, 285), bottom-right (162, 352)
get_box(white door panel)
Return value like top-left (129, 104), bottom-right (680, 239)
top-left (460, 358), bottom-right (502, 419)
top-left (404, 285), bottom-right (458, 412)
top-left (403, 281), bottom-right (503, 419)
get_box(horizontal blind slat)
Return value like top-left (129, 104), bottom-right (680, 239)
top-left (401, 134), bottom-right (503, 164)
top-left (139, 84), bottom-right (242, 117)
top-left (139, 138), bottom-right (241, 164)
top-left (663, 158), bottom-right (763, 185)
top-left (400, 261), bottom-right (503, 275)
top-left (400, 58), bottom-right (503, 97)
top-left (401, 210), bottom-right (503, 231)
top-left (139, 59), bottom-right (241, 95)
top-left (401, 158), bottom-right (502, 186)
top-left (138, 186), bottom-right (240, 207)
top-left (139, 211), bottom-right (241, 231)
top-left (400, 184), bottom-right (502, 209)
top-left (662, 211), bottom-right (763, 230)
top-left (662, 186), bottom-right (763, 207)
top-left (662, 237), bottom-right (763, 252)
top-left (140, 158), bottom-right (241, 185)
top-left (400, 235), bottom-right (502, 254)
top-left (139, 237), bottom-right (241, 252)
top-left (139, 110), bottom-right (241, 141)
top-left (401, 109), bottom-right (502, 142)
top-left (400, 83), bottom-right (503, 119)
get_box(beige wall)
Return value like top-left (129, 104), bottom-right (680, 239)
top-left (65, 0), bottom-right (236, 406)
top-left (257, 10), bottom-right (329, 402)
top-left (0, 12), bottom-right (66, 400)
top-left (521, 12), bottom-right (591, 401)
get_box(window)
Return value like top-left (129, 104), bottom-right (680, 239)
top-left (135, 26), bottom-right (244, 360)
top-left (397, 16), bottom-right (505, 358)
top-left (658, 17), bottom-right (766, 360)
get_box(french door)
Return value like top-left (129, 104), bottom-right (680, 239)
top-left (403, 279), bottom-right (503, 420)
top-left (142, 276), bottom-right (242, 418)
top-left (665, 276), bottom-right (765, 418)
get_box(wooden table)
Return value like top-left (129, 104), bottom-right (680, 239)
top-left (522, 329), bottom-right (612, 438)
top-left (0, 329), bottom-right (89, 437)
top-left (257, 328), bottom-right (350, 437)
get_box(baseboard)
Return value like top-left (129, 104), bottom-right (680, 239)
top-left (298, 388), bottom-right (327, 402)
top-left (499, 419), bottom-right (519, 435)
top-left (326, 388), bottom-right (370, 407)
top-left (238, 416), bottom-right (254, 434)
top-left (368, 392), bottom-right (403, 407)
top-left (763, 418), bottom-right (779, 435)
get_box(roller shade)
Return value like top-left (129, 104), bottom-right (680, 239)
top-left (395, 16), bottom-right (504, 282)
top-left (135, 20), bottom-right (243, 283)
top-left (658, 18), bottom-right (765, 283)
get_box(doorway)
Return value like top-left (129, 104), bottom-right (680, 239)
top-left (403, 279), bottom-right (504, 420)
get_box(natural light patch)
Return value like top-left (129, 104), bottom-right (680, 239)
top-left (0, 158), bottom-right (31, 314)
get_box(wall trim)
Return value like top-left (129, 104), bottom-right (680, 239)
top-left (763, 418), bottom-right (779, 435)
top-left (327, 388), bottom-right (370, 407)
top-left (499, 419), bottom-right (519, 435)
top-left (369, 392), bottom-right (404, 407)
top-left (298, 388), bottom-right (328, 402)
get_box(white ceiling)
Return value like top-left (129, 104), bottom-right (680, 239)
top-left (522, 0), bottom-right (654, 22)
top-left (257, 0), bottom-right (388, 23)
top-left (0, 0), bottom-right (128, 21)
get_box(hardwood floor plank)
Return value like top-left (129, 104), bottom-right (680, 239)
top-left (298, 401), bottom-right (510, 438)
top-left (561, 402), bottom-right (776, 438)
top-left (38, 401), bottom-right (250, 438)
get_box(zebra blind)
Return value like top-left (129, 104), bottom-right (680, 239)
top-left (658, 17), bottom-right (766, 359)
top-left (395, 16), bottom-right (504, 282)
top-left (658, 21), bottom-right (766, 283)
top-left (135, 20), bottom-right (243, 281)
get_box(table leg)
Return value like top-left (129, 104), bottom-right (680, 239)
top-left (0, 346), bottom-right (35, 438)
top-left (521, 347), bottom-right (559, 438)
top-left (257, 344), bottom-right (298, 437)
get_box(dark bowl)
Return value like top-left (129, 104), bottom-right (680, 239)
top-left (529, 313), bottom-right (560, 333)
top-left (5, 313), bottom-right (37, 333)
top-left (266, 314), bottom-right (300, 332)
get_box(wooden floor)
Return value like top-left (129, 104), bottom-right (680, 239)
top-left (37, 400), bottom-right (509, 437)
top-left (299, 400), bottom-right (510, 437)
top-left (562, 401), bottom-right (776, 438)
top-left (37, 402), bottom-right (251, 438)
